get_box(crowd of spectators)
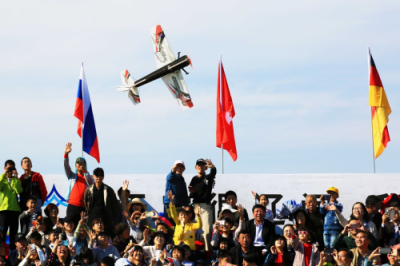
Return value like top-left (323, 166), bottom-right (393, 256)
top-left (1, 142), bottom-right (400, 266)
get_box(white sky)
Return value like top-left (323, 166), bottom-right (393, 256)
top-left (1, 1), bottom-right (400, 174)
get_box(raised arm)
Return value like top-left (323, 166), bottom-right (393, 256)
top-left (192, 205), bottom-right (202, 230)
top-left (64, 142), bottom-right (74, 179)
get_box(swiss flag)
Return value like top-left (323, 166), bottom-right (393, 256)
top-left (216, 57), bottom-right (237, 161)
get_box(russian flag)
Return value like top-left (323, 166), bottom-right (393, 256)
top-left (74, 63), bottom-right (100, 163)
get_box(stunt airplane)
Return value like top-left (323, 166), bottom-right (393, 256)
top-left (117, 25), bottom-right (194, 110)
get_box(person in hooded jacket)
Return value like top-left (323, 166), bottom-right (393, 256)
top-left (63, 142), bottom-right (94, 227)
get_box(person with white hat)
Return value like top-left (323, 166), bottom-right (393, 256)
top-left (164, 160), bottom-right (189, 225)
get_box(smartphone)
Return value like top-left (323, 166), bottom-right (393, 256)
top-left (389, 210), bottom-right (395, 221)
top-left (323, 195), bottom-right (331, 202)
top-left (218, 220), bottom-right (226, 226)
top-left (379, 248), bottom-right (392, 255)
top-left (325, 248), bottom-right (334, 255)
top-left (30, 244), bottom-right (36, 250)
top-left (145, 211), bottom-right (154, 218)
top-left (60, 240), bottom-right (69, 246)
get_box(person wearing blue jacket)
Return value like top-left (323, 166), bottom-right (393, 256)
top-left (164, 160), bottom-right (189, 224)
top-left (319, 186), bottom-right (343, 248)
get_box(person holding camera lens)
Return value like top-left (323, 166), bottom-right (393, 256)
top-left (0, 160), bottom-right (23, 251)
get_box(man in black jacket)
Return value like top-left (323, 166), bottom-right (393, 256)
top-left (247, 204), bottom-right (276, 250)
top-left (231, 230), bottom-right (261, 266)
top-left (379, 204), bottom-right (400, 246)
top-left (366, 195), bottom-right (383, 234)
top-left (84, 168), bottom-right (120, 236)
top-left (189, 158), bottom-right (216, 251)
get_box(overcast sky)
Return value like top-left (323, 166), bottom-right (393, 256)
top-left (1, 1), bottom-right (400, 175)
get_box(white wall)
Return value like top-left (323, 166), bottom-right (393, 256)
top-left (42, 173), bottom-right (399, 225)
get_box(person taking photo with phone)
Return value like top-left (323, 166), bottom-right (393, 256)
top-left (379, 204), bottom-right (400, 247)
top-left (333, 219), bottom-right (379, 251)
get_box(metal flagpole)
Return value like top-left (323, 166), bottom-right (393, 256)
top-left (370, 110), bottom-right (375, 173)
top-left (220, 54), bottom-right (224, 174)
top-left (368, 48), bottom-right (375, 173)
top-left (222, 144), bottom-right (224, 174)
top-left (81, 62), bottom-right (84, 158)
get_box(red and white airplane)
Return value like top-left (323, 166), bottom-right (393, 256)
top-left (117, 25), bottom-right (193, 110)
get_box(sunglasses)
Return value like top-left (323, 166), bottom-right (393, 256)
top-left (298, 231), bottom-right (308, 235)
top-left (133, 217), bottom-right (140, 220)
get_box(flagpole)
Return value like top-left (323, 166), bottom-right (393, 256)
top-left (368, 48), bottom-right (375, 173)
top-left (220, 54), bottom-right (224, 174)
top-left (370, 110), bottom-right (375, 173)
top-left (81, 62), bottom-right (84, 158)
top-left (222, 144), bottom-right (224, 174)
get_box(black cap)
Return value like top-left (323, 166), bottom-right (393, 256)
top-left (48, 228), bottom-right (61, 235)
top-left (63, 216), bottom-right (74, 224)
top-left (15, 233), bottom-right (26, 242)
top-left (196, 159), bottom-right (206, 165)
top-left (153, 231), bottom-right (168, 239)
top-left (97, 231), bottom-right (109, 237)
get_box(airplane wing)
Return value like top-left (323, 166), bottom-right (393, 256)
top-left (150, 25), bottom-right (176, 69)
top-left (161, 70), bottom-right (193, 110)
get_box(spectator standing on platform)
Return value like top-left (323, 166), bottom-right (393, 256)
top-left (319, 187), bottom-right (343, 248)
top-left (64, 142), bottom-right (94, 226)
top-left (164, 160), bottom-right (189, 225)
top-left (19, 157), bottom-right (47, 215)
top-left (305, 195), bottom-right (324, 251)
top-left (0, 160), bottom-right (22, 250)
top-left (84, 168), bottom-right (119, 235)
top-left (189, 158), bottom-right (216, 251)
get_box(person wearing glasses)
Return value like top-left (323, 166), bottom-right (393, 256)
top-left (329, 202), bottom-right (378, 240)
top-left (291, 227), bottom-right (320, 266)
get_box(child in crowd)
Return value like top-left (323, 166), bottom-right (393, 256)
top-left (182, 245), bottom-right (193, 266)
top-left (251, 191), bottom-right (274, 223)
top-left (124, 210), bottom-right (145, 243)
top-left (73, 212), bottom-right (90, 255)
top-left (319, 187), bottom-right (343, 248)
top-left (243, 251), bottom-right (261, 266)
top-left (19, 196), bottom-right (39, 235)
top-left (291, 227), bottom-right (320, 266)
top-left (211, 217), bottom-right (236, 250)
top-left (167, 190), bottom-right (202, 251)
top-left (210, 238), bottom-right (229, 265)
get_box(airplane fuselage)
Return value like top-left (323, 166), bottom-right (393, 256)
top-left (133, 55), bottom-right (190, 88)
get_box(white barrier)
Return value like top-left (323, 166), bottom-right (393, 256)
top-left (42, 173), bottom-right (399, 226)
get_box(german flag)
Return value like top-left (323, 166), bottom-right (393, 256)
top-left (369, 49), bottom-right (391, 159)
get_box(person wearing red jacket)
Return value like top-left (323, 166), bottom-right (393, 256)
top-left (19, 157), bottom-right (47, 214)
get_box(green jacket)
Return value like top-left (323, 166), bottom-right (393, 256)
top-left (0, 173), bottom-right (23, 212)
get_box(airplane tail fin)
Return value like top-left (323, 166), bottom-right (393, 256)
top-left (119, 70), bottom-right (141, 105)
top-left (128, 87), bottom-right (141, 105)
